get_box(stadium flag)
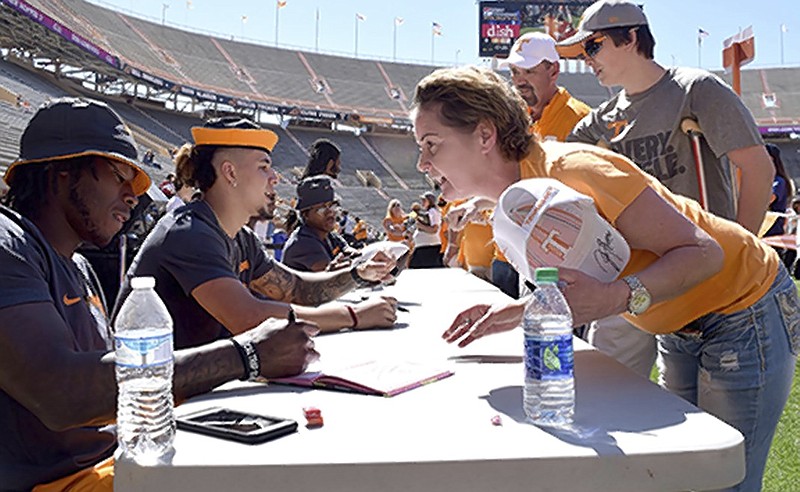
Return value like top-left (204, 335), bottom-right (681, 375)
top-left (241, 15), bottom-right (248, 24)
top-left (781, 23), bottom-right (788, 33)
top-left (432, 21), bottom-right (442, 36)
top-left (357, 13), bottom-right (367, 21)
top-left (395, 17), bottom-right (404, 26)
top-left (277, 0), bottom-right (287, 8)
top-left (185, 0), bottom-right (193, 10)
top-left (698, 27), bottom-right (709, 41)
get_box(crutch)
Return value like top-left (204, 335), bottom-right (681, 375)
top-left (680, 118), bottom-right (709, 211)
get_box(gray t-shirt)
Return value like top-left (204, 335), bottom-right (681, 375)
top-left (569, 67), bottom-right (763, 220)
top-left (117, 201), bottom-right (274, 349)
top-left (0, 206), bottom-right (115, 491)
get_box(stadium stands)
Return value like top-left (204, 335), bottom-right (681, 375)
top-left (3, 0), bottom-right (800, 229)
top-left (0, 58), bottom-right (70, 168)
top-left (557, 71), bottom-right (615, 108)
top-left (219, 39), bottom-right (330, 106)
top-left (303, 53), bottom-right (400, 112)
top-left (289, 126), bottom-right (399, 188)
top-left (365, 133), bottom-right (424, 188)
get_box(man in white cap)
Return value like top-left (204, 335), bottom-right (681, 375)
top-left (501, 31), bottom-right (591, 141)
top-left (556, 3), bottom-right (775, 483)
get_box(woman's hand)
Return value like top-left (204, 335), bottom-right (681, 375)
top-left (442, 300), bottom-right (526, 347)
top-left (557, 269), bottom-right (628, 326)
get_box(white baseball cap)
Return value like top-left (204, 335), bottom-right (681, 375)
top-left (499, 32), bottom-right (560, 70)
top-left (492, 178), bottom-right (630, 283)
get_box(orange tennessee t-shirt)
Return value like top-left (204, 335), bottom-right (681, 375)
top-left (519, 140), bottom-right (779, 334)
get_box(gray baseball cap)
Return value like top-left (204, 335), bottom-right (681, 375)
top-left (556, 0), bottom-right (648, 58)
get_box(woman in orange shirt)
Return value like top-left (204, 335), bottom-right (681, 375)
top-left (415, 65), bottom-right (798, 491)
top-left (383, 199), bottom-right (407, 243)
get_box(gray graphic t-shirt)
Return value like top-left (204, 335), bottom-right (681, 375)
top-left (569, 67), bottom-right (763, 220)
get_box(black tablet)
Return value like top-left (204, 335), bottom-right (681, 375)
top-left (176, 407), bottom-right (298, 444)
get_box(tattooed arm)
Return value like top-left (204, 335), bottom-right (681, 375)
top-left (191, 252), bottom-right (397, 334)
top-left (251, 251), bottom-right (396, 305)
top-left (0, 303), bottom-right (314, 430)
top-left (249, 254), bottom-right (398, 332)
top-left (250, 261), bottom-right (359, 305)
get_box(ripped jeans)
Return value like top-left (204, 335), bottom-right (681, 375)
top-left (657, 265), bottom-right (800, 492)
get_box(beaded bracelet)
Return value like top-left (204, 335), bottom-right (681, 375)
top-left (230, 338), bottom-right (260, 381)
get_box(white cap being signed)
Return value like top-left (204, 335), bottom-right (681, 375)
top-left (492, 178), bottom-right (630, 283)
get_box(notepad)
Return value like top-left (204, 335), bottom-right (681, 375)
top-left (267, 360), bottom-right (454, 397)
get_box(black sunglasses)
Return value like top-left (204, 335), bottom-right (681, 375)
top-left (582, 35), bottom-right (607, 59)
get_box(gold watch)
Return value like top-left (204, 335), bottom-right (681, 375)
top-left (622, 275), bottom-right (651, 316)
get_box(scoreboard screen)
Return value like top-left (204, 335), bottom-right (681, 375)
top-left (478, 1), bottom-right (593, 58)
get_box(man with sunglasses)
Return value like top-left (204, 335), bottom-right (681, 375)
top-left (0, 98), bottom-right (318, 491)
top-left (556, 0), bottom-right (775, 403)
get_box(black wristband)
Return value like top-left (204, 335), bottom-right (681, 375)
top-left (350, 267), bottom-right (380, 288)
top-left (230, 338), bottom-right (260, 381)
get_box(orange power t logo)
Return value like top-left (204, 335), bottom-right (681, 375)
top-left (607, 120), bottom-right (628, 138)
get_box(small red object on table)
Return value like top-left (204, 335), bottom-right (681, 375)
top-left (303, 406), bottom-right (324, 427)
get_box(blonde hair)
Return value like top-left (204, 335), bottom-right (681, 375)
top-left (412, 66), bottom-right (534, 162)
top-left (385, 198), bottom-right (402, 218)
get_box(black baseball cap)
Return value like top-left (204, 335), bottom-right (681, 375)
top-left (296, 175), bottom-right (337, 211)
top-left (3, 97), bottom-right (151, 195)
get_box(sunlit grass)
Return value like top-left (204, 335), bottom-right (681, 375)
top-left (763, 280), bottom-right (800, 491)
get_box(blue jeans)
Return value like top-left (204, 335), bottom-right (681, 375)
top-left (657, 265), bottom-right (800, 491)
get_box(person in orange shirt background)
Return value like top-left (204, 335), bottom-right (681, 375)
top-left (382, 199), bottom-right (408, 244)
top-left (352, 216), bottom-right (369, 248)
top-left (455, 208), bottom-right (494, 282)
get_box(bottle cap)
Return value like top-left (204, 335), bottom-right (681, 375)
top-left (534, 267), bottom-right (559, 284)
top-left (130, 276), bottom-right (156, 290)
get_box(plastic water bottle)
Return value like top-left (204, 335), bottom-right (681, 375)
top-left (114, 276), bottom-right (175, 464)
top-left (523, 267), bottom-right (575, 427)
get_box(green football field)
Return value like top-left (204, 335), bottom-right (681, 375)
top-left (763, 359), bottom-right (800, 491)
